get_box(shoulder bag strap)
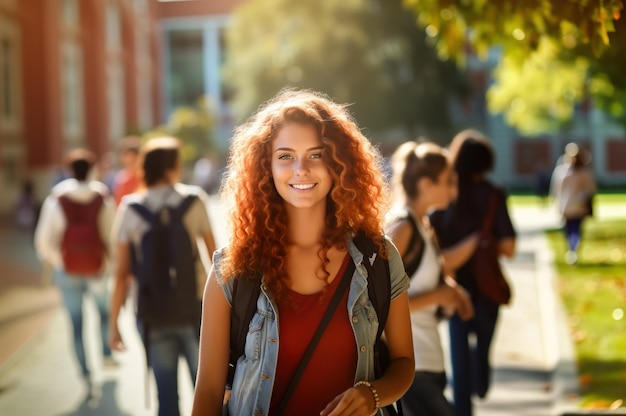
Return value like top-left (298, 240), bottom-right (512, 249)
top-left (479, 191), bottom-right (500, 239)
top-left (275, 260), bottom-right (354, 416)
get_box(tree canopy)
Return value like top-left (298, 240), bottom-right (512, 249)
top-left (223, 0), bottom-right (468, 141)
top-left (404, 0), bottom-right (626, 133)
top-left (403, 0), bottom-right (622, 60)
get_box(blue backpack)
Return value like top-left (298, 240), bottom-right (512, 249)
top-left (129, 194), bottom-right (201, 327)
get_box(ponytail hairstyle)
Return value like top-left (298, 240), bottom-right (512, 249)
top-left (391, 140), bottom-right (448, 203)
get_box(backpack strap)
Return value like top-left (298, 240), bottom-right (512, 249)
top-left (394, 212), bottom-right (425, 278)
top-left (227, 273), bottom-right (262, 389)
top-left (128, 202), bottom-right (157, 224)
top-left (129, 194), bottom-right (198, 223)
top-left (353, 233), bottom-right (403, 415)
top-left (353, 233), bottom-right (389, 348)
top-left (170, 194), bottom-right (198, 221)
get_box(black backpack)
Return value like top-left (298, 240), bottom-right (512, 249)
top-left (129, 194), bottom-right (201, 327)
top-left (227, 233), bottom-right (402, 415)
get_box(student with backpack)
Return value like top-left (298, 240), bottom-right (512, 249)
top-left (35, 148), bottom-right (117, 397)
top-left (386, 141), bottom-right (476, 416)
top-left (109, 136), bottom-right (217, 416)
top-left (191, 89), bottom-right (414, 416)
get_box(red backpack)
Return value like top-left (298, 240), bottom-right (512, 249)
top-left (59, 194), bottom-right (106, 276)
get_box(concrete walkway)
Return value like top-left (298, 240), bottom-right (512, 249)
top-left (2, 198), bottom-right (621, 415)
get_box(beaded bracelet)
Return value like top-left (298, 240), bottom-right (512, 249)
top-left (354, 380), bottom-right (380, 412)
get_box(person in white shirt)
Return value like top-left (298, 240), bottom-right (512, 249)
top-left (386, 141), bottom-right (475, 416)
top-left (34, 148), bottom-right (117, 396)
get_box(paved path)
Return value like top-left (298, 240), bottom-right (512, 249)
top-left (0, 198), bottom-right (622, 415)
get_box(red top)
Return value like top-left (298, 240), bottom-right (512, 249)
top-left (269, 254), bottom-right (357, 415)
top-left (112, 170), bottom-right (141, 205)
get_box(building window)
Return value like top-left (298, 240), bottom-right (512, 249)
top-left (1, 38), bottom-right (12, 118)
top-left (134, 0), bottom-right (148, 13)
top-left (167, 29), bottom-right (205, 109)
top-left (606, 139), bottom-right (626, 172)
top-left (108, 62), bottom-right (125, 141)
top-left (106, 2), bottom-right (124, 141)
top-left (61, 42), bottom-right (84, 142)
top-left (136, 15), bottom-right (153, 129)
top-left (514, 138), bottom-right (552, 176)
top-left (61, 0), bottom-right (79, 27)
top-left (106, 3), bottom-right (122, 52)
top-left (0, 18), bottom-right (21, 133)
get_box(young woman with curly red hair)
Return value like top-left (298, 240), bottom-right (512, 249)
top-left (192, 89), bottom-right (414, 416)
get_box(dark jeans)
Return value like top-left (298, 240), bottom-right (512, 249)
top-left (400, 371), bottom-right (455, 416)
top-left (449, 296), bottom-right (499, 416)
top-left (139, 323), bottom-right (200, 416)
top-left (564, 217), bottom-right (584, 252)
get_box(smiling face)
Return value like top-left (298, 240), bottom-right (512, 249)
top-left (271, 122), bottom-right (333, 211)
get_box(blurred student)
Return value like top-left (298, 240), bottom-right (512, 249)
top-left (386, 140), bottom-right (474, 416)
top-left (550, 143), bottom-right (597, 265)
top-left (35, 149), bottom-right (117, 397)
top-left (112, 135), bottom-right (142, 205)
top-left (14, 179), bottom-right (41, 233)
top-left (109, 136), bottom-right (217, 416)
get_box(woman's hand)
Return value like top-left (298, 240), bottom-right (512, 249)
top-left (444, 276), bottom-right (474, 321)
top-left (108, 325), bottom-right (126, 352)
top-left (319, 385), bottom-right (377, 416)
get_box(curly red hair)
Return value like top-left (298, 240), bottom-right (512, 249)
top-left (220, 89), bottom-right (389, 296)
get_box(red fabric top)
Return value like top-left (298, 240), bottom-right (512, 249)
top-left (269, 254), bottom-right (357, 416)
top-left (113, 170), bottom-right (141, 205)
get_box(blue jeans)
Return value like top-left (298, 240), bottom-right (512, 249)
top-left (139, 323), bottom-right (199, 416)
top-left (449, 296), bottom-right (499, 416)
top-left (54, 268), bottom-right (112, 378)
top-left (400, 371), bottom-right (455, 416)
top-left (564, 217), bottom-right (584, 252)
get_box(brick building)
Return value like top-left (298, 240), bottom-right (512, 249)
top-left (0, 0), bottom-right (162, 212)
top-left (0, 0), bottom-right (623, 216)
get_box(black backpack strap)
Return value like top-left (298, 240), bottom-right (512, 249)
top-left (227, 273), bottom-right (262, 389)
top-left (352, 233), bottom-right (390, 348)
top-left (128, 202), bottom-right (157, 224)
top-left (353, 233), bottom-right (403, 415)
top-left (398, 213), bottom-right (425, 278)
top-left (170, 194), bottom-right (198, 221)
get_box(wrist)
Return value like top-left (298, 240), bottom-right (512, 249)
top-left (354, 380), bottom-right (380, 413)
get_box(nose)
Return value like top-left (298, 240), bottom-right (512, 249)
top-left (294, 158), bottom-right (310, 175)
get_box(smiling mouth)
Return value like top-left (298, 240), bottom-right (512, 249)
top-left (290, 183), bottom-right (316, 190)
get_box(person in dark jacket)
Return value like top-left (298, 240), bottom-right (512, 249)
top-left (429, 129), bottom-right (516, 416)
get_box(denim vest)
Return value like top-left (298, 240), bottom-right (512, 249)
top-left (214, 236), bottom-right (410, 416)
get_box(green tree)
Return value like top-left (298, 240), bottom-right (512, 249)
top-left (404, 0), bottom-right (626, 133)
top-left (487, 39), bottom-right (590, 134)
top-left (403, 0), bottom-right (623, 61)
top-left (223, 0), bottom-right (468, 140)
top-left (144, 96), bottom-right (216, 163)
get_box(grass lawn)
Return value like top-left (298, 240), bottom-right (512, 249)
top-left (546, 216), bottom-right (626, 409)
top-left (508, 192), bottom-right (626, 207)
